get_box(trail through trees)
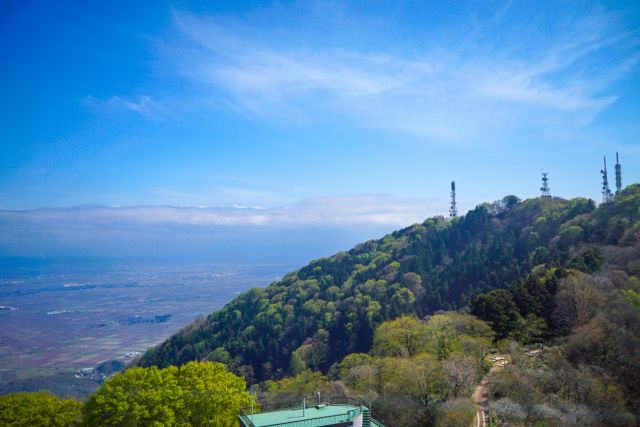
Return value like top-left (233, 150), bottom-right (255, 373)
top-left (472, 354), bottom-right (507, 427)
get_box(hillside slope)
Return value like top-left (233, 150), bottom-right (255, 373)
top-left (139, 185), bottom-right (640, 382)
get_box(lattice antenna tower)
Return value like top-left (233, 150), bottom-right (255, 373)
top-left (615, 152), bottom-right (623, 195)
top-left (601, 156), bottom-right (614, 204)
top-left (449, 181), bottom-right (458, 218)
top-left (540, 172), bottom-right (551, 198)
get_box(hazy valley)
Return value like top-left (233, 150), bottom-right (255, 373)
top-left (0, 261), bottom-right (292, 397)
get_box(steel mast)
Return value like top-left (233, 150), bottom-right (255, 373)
top-left (601, 156), bottom-right (614, 203)
top-left (449, 181), bottom-right (458, 218)
top-left (540, 172), bottom-right (551, 198)
top-left (615, 152), bottom-right (623, 195)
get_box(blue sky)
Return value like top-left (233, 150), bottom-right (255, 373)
top-left (1, 0), bottom-right (639, 226)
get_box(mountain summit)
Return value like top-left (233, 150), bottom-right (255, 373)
top-left (139, 185), bottom-right (640, 383)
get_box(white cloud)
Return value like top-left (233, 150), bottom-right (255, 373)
top-left (148, 7), bottom-right (637, 143)
top-left (0, 194), bottom-right (444, 229)
top-left (3, 196), bottom-right (458, 259)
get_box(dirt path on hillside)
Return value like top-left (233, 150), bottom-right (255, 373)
top-left (472, 355), bottom-right (507, 427)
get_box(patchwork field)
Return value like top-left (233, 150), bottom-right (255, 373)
top-left (0, 261), bottom-right (291, 397)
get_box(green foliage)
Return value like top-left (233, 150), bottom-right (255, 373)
top-left (330, 313), bottom-right (491, 426)
top-left (337, 353), bottom-right (375, 390)
top-left (559, 225), bottom-right (584, 247)
top-left (175, 361), bottom-right (254, 427)
top-left (372, 315), bottom-right (429, 357)
top-left (425, 313), bottom-right (494, 360)
top-left (472, 267), bottom-right (568, 341)
top-left (471, 289), bottom-right (521, 339)
top-left (289, 351), bottom-right (306, 375)
top-left (140, 185), bottom-right (640, 386)
top-left (371, 313), bottom-right (493, 362)
top-left (207, 347), bottom-right (230, 364)
top-left (82, 361), bottom-right (253, 427)
top-left (622, 288), bottom-right (640, 313)
top-left (83, 365), bottom-right (179, 426)
top-left (291, 340), bottom-right (328, 372)
top-left (0, 391), bottom-right (81, 427)
top-left (435, 398), bottom-right (476, 427)
top-left (509, 314), bottom-right (547, 343)
top-left (260, 370), bottom-right (329, 402)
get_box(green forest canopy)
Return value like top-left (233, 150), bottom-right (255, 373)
top-left (0, 361), bottom-right (254, 427)
top-left (140, 185), bottom-right (640, 384)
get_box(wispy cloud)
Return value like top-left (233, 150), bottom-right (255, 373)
top-left (142, 5), bottom-right (637, 143)
top-left (83, 95), bottom-right (168, 119)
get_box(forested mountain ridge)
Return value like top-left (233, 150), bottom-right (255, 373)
top-left (139, 184), bottom-right (640, 383)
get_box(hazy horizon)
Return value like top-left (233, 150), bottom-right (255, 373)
top-left (0, 189), bottom-right (619, 261)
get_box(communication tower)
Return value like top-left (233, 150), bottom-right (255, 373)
top-left (449, 181), bottom-right (458, 218)
top-left (615, 152), bottom-right (622, 194)
top-left (540, 172), bottom-right (551, 198)
top-left (601, 156), bottom-right (614, 204)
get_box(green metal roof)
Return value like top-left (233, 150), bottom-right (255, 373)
top-left (239, 404), bottom-right (362, 427)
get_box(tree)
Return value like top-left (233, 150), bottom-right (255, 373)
top-left (622, 288), bottom-right (640, 313)
top-left (0, 392), bottom-right (81, 427)
top-left (403, 272), bottom-right (425, 300)
top-left (207, 347), bottom-right (230, 364)
top-left (292, 341), bottom-right (329, 372)
top-left (408, 354), bottom-right (447, 405)
top-left (422, 314), bottom-right (491, 361)
top-left (338, 353), bottom-right (375, 390)
top-left (261, 371), bottom-right (329, 403)
top-left (509, 314), bottom-right (547, 344)
top-left (390, 288), bottom-right (416, 317)
top-left (442, 355), bottom-right (480, 398)
top-left (289, 351), bottom-right (306, 375)
top-left (501, 195), bottom-right (521, 211)
top-left (471, 289), bottom-right (522, 339)
top-left (175, 361), bottom-right (254, 426)
top-left (372, 316), bottom-right (429, 357)
top-left (83, 365), bottom-right (179, 426)
top-left (434, 398), bottom-right (476, 427)
top-left (558, 225), bottom-right (584, 248)
top-left (552, 274), bottom-right (605, 334)
top-left (83, 361), bottom-right (253, 427)
top-left (426, 316), bottom-right (459, 360)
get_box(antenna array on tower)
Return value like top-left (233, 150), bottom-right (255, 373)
top-left (444, 153), bottom-right (624, 216)
top-left (540, 172), bottom-right (551, 198)
top-left (615, 152), bottom-right (623, 195)
top-left (601, 156), bottom-right (614, 204)
top-left (449, 181), bottom-right (457, 218)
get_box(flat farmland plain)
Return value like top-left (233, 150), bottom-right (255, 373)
top-left (0, 261), bottom-right (291, 397)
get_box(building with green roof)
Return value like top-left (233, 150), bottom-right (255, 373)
top-left (239, 397), bottom-right (384, 427)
